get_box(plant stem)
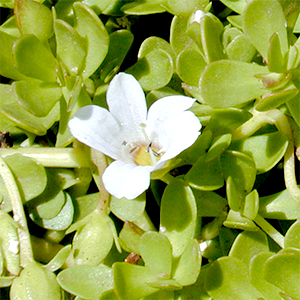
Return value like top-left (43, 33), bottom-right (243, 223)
top-left (0, 156), bottom-right (34, 267)
top-left (254, 214), bottom-right (285, 248)
top-left (0, 147), bottom-right (91, 168)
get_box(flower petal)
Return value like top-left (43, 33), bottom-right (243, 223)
top-left (146, 95), bottom-right (196, 143)
top-left (68, 105), bottom-right (121, 159)
top-left (157, 110), bottom-right (201, 164)
top-left (102, 160), bottom-right (153, 200)
top-left (106, 73), bottom-right (147, 142)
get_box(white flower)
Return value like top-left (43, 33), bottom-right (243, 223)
top-left (68, 73), bottom-right (201, 199)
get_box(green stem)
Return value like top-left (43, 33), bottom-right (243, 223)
top-left (0, 147), bottom-right (91, 168)
top-left (0, 156), bottom-right (34, 267)
top-left (254, 214), bottom-right (285, 248)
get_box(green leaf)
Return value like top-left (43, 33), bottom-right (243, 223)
top-left (140, 231), bottom-right (172, 275)
top-left (14, 0), bottom-right (53, 41)
top-left (81, 0), bottom-right (125, 15)
top-left (219, 0), bottom-right (248, 14)
top-left (0, 31), bottom-right (30, 80)
top-left (268, 33), bottom-right (285, 73)
top-left (167, 0), bottom-right (209, 17)
top-left (205, 108), bottom-right (252, 136)
top-left (121, 0), bottom-right (167, 15)
top-left (72, 212), bottom-right (114, 265)
top-left (30, 192), bottom-right (74, 230)
top-left (220, 150), bottom-right (256, 195)
top-left (200, 13), bottom-right (226, 63)
top-left (230, 131), bottom-right (289, 174)
top-left (73, 2), bottom-right (109, 79)
top-left (54, 19), bottom-right (87, 76)
top-left (243, 0), bottom-right (288, 61)
top-left (113, 263), bottom-right (158, 300)
top-left (170, 16), bottom-right (195, 56)
top-left (10, 261), bottom-right (62, 300)
top-left (13, 80), bottom-right (62, 117)
top-left (264, 249), bottom-right (300, 300)
top-left (200, 60), bottom-right (268, 108)
top-left (243, 189), bottom-right (259, 220)
top-left (284, 220), bottom-right (300, 249)
top-left (160, 179), bottom-right (197, 257)
top-left (57, 265), bottom-right (113, 299)
top-left (100, 30), bottom-right (134, 82)
top-left (193, 190), bottom-right (227, 217)
top-left (256, 84), bottom-right (299, 112)
top-left (173, 239), bottom-right (201, 286)
top-left (176, 48), bottom-right (206, 86)
top-left (185, 155), bottom-right (224, 191)
top-left (126, 48), bottom-right (174, 91)
top-left (287, 95), bottom-right (300, 127)
top-left (249, 252), bottom-right (283, 300)
top-left (224, 209), bottom-right (258, 231)
top-left (43, 245), bottom-right (71, 273)
top-left (110, 193), bottom-right (146, 222)
top-left (205, 256), bottom-right (264, 300)
top-left (226, 34), bottom-right (257, 63)
top-left (119, 221), bottom-right (144, 254)
top-left (229, 229), bottom-right (269, 266)
top-left (138, 36), bottom-right (175, 64)
top-left (13, 34), bottom-right (57, 82)
top-left (205, 133), bottom-right (232, 162)
top-left (2, 153), bottom-right (47, 203)
top-left (259, 188), bottom-right (300, 220)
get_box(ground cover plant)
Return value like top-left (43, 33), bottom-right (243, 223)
top-left (0, 0), bottom-right (300, 299)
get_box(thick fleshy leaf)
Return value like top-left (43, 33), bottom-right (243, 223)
top-left (167, 0), bottom-right (209, 17)
top-left (13, 80), bottom-right (62, 117)
top-left (185, 154), bottom-right (224, 191)
top-left (13, 34), bottom-right (57, 82)
top-left (54, 19), bottom-right (87, 76)
top-left (126, 48), bottom-right (174, 91)
top-left (173, 239), bottom-right (201, 286)
top-left (250, 252), bottom-right (283, 300)
top-left (205, 257), bottom-right (264, 300)
top-left (243, 0), bottom-right (288, 60)
top-left (229, 229), bottom-right (269, 266)
top-left (68, 105), bottom-right (121, 159)
top-left (138, 36), bottom-right (175, 63)
top-left (110, 193), bottom-right (146, 222)
top-left (107, 73), bottom-right (147, 141)
top-left (103, 161), bottom-right (152, 200)
top-left (264, 249), bottom-right (300, 300)
top-left (2, 153), bottom-right (46, 203)
top-left (259, 188), bottom-right (300, 220)
top-left (193, 190), bottom-right (227, 217)
top-left (284, 220), bottom-right (300, 249)
top-left (100, 30), bottom-right (134, 82)
top-left (220, 150), bottom-right (256, 195)
top-left (114, 263), bottom-right (158, 300)
top-left (30, 192), bottom-right (74, 230)
top-left (0, 83), bottom-right (59, 135)
top-left (140, 231), bottom-right (172, 275)
top-left (176, 48), bottom-right (206, 86)
top-left (200, 60), bottom-right (268, 108)
top-left (0, 31), bottom-right (29, 80)
top-left (121, 0), bottom-right (167, 15)
top-left (72, 212), bottom-right (114, 265)
top-left (73, 2), bottom-right (109, 79)
top-left (223, 209), bottom-right (258, 231)
top-left (230, 131), bottom-right (289, 174)
top-left (170, 16), bottom-right (195, 56)
top-left (219, 0), bottom-right (247, 14)
top-left (200, 13), bottom-right (226, 63)
top-left (160, 179), bottom-right (197, 257)
top-left (14, 0), bottom-right (53, 41)
top-left (57, 265), bottom-right (113, 299)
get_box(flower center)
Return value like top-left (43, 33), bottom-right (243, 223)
top-left (130, 143), bottom-right (163, 166)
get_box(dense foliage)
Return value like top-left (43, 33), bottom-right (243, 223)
top-left (0, 0), bottom-right (299, 299)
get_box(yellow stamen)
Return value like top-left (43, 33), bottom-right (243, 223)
top-left (133, 144), bottom-right (162, 166)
